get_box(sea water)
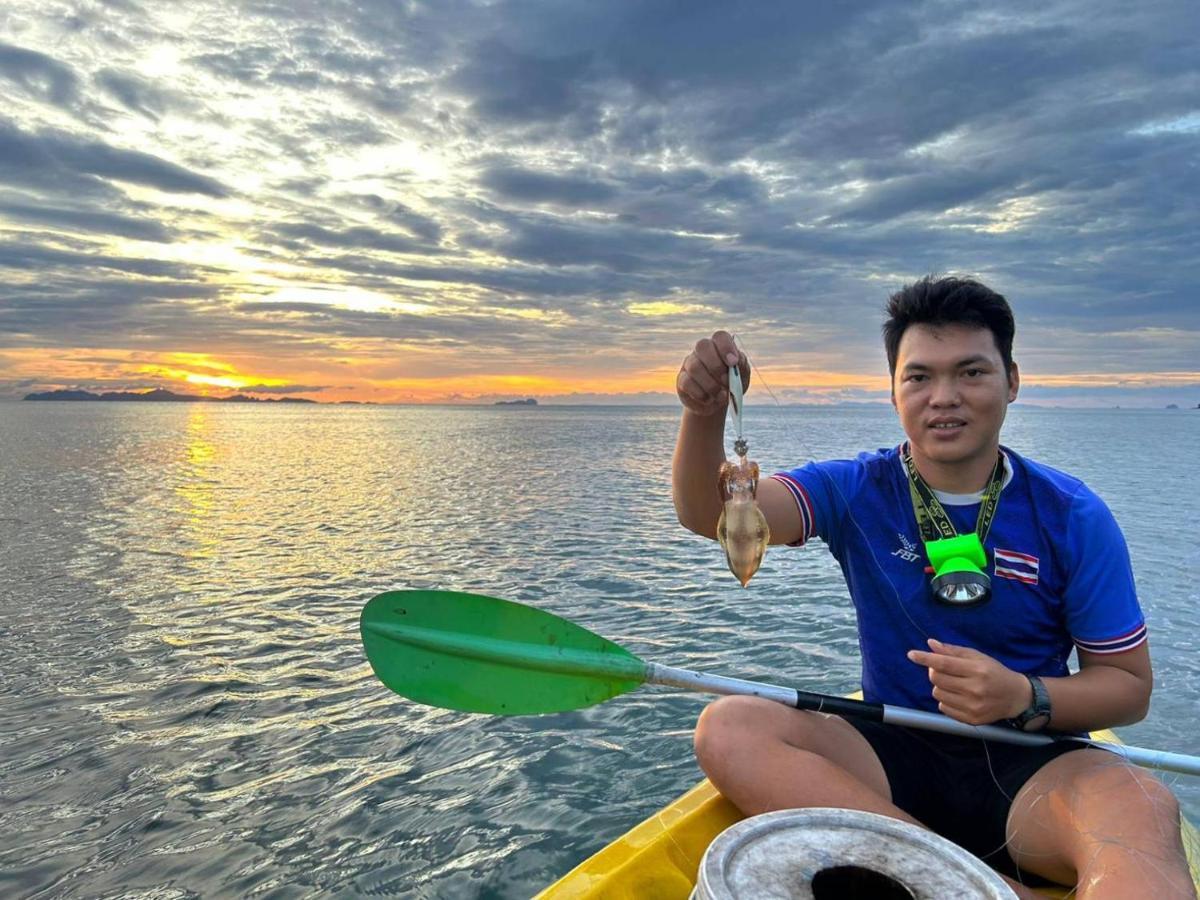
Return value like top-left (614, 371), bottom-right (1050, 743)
top-left (1, 402), bottom-right (1196, 898)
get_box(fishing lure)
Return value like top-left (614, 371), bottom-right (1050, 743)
top-left (717, 365), bottom-right (769, 586)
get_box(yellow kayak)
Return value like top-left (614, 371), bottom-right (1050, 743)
top-left (537, 726), bottom-right (1200, 899)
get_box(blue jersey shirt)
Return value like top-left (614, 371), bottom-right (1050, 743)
top-left (772, 446), bottom-right (1146, 717)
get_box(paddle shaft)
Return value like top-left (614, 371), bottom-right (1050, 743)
top-left (647, 663), bottom-right (1200, 777)
top-left (359, 590), bottom-right (1200, 778)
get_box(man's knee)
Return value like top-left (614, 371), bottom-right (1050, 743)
top-left (694, 696), bottom-right (813, 771)
top-left (695, 695), bottom-right (765, 766)
top-left (1063, 761), bottom-right (1182, 844)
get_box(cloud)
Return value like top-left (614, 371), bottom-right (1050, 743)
top-left (0, 240), bottom-right (198, 278)
top-left (0, 42), bottom-right (79, 106)
top-left (480, 165), bottom-right (618, 206)
top-left (0, 121), bottom-right (230, 198)
top-left (452, 39), bottom-right (599, 127)
top-left (349, 195), bottom-right (444, 242)
top-left (269, 222), bottom-right (439, 256)
top-left (0, 0), bottom-right (1196, 403)
top-left (0, 200), bottom-right (174, 241)
top-left (94, 68), bottom-right (188, 119)
top-left (490, 216), bottom-right (671, 271)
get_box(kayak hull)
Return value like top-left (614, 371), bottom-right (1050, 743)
top-left (537, 727), bottom-right (1200, 899)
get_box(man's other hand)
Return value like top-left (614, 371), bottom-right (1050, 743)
top-left (907, 638), bottom-right (1030, 726)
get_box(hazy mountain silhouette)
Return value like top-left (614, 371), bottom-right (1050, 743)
top-left (24, 388), bottom-right (319, 404)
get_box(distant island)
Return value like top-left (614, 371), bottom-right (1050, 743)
top-left (24, 388), bottom-right (318, 404)
top-left (493, 398), bottom-right (538, 406)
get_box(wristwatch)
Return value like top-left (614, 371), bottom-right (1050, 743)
top-left (1012, 675), bottom-right (1052, 731)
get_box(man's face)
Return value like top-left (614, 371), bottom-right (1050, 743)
top-left (891, 323), bottom-right (1019, 469)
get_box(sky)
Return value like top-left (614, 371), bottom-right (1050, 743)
top-left (1, 0), bottom-right (1197, 407)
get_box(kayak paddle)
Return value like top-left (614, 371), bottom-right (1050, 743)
top-left (359, 589), bottom-right (1200, 777)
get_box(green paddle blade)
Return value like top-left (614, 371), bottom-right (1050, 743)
top-left (360, 590), bottom-right (648, 715)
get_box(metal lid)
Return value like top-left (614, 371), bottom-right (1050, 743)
top-left (695, 807), bottom-right (1015, 900)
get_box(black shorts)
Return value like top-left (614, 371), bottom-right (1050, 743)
top-left (847, 719), bottom-right (1090, 881)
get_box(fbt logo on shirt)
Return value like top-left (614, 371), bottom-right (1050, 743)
top-left (892, 532), bottom-right (922, 563)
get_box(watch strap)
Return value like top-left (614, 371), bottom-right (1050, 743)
top-left (1012, 674), bottom-right (1051, 730)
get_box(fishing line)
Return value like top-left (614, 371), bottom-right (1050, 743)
top-left (730, 332), bottom-right (1031, 866)
top-left (729, 333), bottom-right (933, 643)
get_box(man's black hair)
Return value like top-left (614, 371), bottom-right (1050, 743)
top-left (883, 275), bottom-right (1015, 377)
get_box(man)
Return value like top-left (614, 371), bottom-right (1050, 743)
top-left (672, 276), bottom-right (1194, 899)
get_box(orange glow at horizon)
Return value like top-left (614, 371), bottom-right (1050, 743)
top-left (4, 347), bottom-right (1199, 403)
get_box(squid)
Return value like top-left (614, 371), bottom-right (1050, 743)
top-left (717, 451), bottom-right (770, 587)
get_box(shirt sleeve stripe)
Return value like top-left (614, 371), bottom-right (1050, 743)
top-left (1074, 624), bottom-right (1148, 655)
top-left (769, 472), bottom-right (815, 545)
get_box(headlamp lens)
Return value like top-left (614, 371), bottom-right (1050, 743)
top-left (931, 569), bottom-right (992, 607)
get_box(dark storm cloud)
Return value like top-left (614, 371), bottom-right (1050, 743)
top-left (0, 122), bottom-right (229, 198)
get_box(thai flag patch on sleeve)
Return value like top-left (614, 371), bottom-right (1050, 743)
top-left (994, 548), bottom-right (1039, 585)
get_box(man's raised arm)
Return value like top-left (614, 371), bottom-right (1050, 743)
top-left (671, 331), bottom-right (803, 544)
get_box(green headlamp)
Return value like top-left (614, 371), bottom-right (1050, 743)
top-left (925, 533), bottom-right (991, 607)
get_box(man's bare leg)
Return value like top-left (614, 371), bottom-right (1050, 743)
top-left (1005, 748), bottom-right (1195, 899)
top-left (695, 695), bottom-right (907, 819)
top-left (693, 696), bottom-right (1042, 899)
